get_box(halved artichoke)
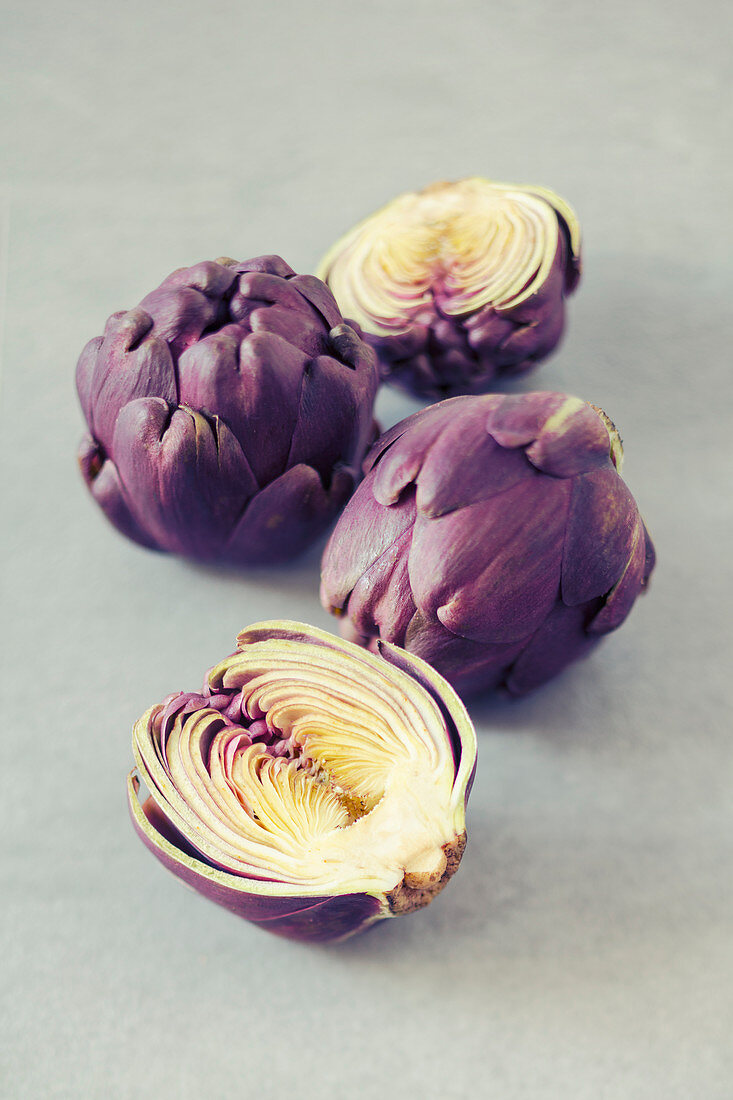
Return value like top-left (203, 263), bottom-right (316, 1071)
top-left (128, 622), bottom-right (477, 943)
top-left (317, 178), bottom-right (581, 398)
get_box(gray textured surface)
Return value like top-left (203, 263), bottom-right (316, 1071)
top-left (2, 1), bottom-right (732, 1097)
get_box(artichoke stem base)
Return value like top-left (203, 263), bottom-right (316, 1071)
top-left (387, 833), bottom-right (466, 916)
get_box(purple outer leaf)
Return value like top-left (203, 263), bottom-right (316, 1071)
top-left (483, 390), bottom-right (568, 449)
top-left (504, 599), bottom-right (603, 695)
top-left (75, 336), bottom-right (104, 428)
top-left (286, 354), bottom-right (372, 480)
top-left (79, 309), bottom-right (178, 452)
top-left (320, 478), bottom-right (417, 612)
top-left (222, 464), bottom-right (354, 565)
top-left (249, 304), bottom-right (328, 357)
top-left (587, 516), bottom-right (649, 634)
top-left (415, 406), bottom-right (529, 518)
top-left (78, 435), bottom-right (159, 550)
top-left (111, 398), bottom-right (256, 560)
top-left (288, 274), bottom-right (344, 329)
top-left (524, 401), bottom-right (612, 477)
top-left (561, 469), bottom-right (639, 605)
top-left (178, 327), bottom-right (304, 486)
top-left (342, 527), bottom-right (417, 644)
top-left (404, 612), bottom-right (525, 698)
top-left (368, 397), bottom-right (478, 503)
top-left (409, 476), bottom-right (571, 645)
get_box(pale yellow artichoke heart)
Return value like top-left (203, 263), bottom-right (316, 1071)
top-left (317, 177), bottom-right (578, 336)
top-left (136, 637), bottom-right (463, 897)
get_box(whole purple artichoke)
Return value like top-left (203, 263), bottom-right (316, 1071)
top-left (129, 621), bottom-right (477, 943)
top-left (321, 393), bottom-right (655, 697)
top-left (76, 256), bottom-right (378, 565)
top-left (316, 178), bottom-right (580, 399)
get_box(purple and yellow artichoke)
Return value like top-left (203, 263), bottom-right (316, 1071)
top-left (317, 178), bottom-right (581, 399)
top-left (321, 393), bottom-right (655, 697)
top-left (76, 256), bottom-right (378, 565)
top-left (128, 621), bottom-right (477, 943)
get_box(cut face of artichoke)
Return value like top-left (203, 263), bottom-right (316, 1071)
top-left (130, 622), bottom-right (476, 939)
top-left (317, 178), bottom-right (581, 336)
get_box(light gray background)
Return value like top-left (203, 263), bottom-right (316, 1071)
top-left (2, 1), bottom-right (732, 1097)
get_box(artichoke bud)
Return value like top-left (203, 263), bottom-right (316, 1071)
top-left (320, 392), bottom-right (655, 697)
top-left (129, 621), bottom-right (477, 943)
top-left (75, 255), bottom-right (379, 565)
top-left (317, 178), bottom-right (581, 398)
